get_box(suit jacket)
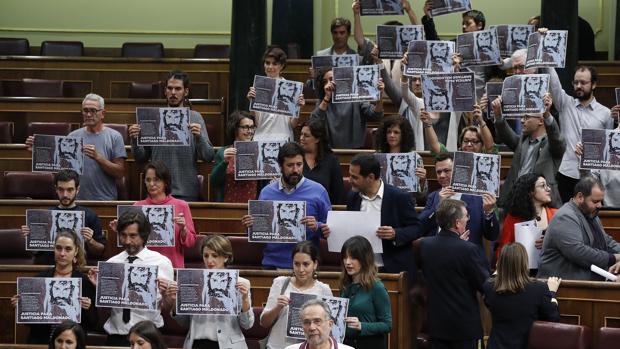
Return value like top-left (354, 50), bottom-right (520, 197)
top-left (537, 201), bottom-right (620, 280)
top-left (419, 190), bottom-right (499, 255)
top-left (417, 230), bottom-right (490, 340)
top-left (347, 184), bottom-right (422, 285)
top-left (494, 116), bottom-right (565, 208)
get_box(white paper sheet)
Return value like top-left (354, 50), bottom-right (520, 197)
top-left (514, 220), bottom-right (542, 269)
top-left (326, 211), bottom-right (382, 253)
top-left (590, 264), bottom-right (618, 281)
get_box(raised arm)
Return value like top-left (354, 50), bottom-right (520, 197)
top-left (352, 1), bottom-right (366, 48)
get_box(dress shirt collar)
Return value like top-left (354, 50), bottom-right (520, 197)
top-left (573, 97), bottom-right (597, 110)
top-left (278, 176), bottom-right (306, 193)
top-left (359, 180), bottom-right (384, 201)
top-left (119, 247), bottom-right (150, 262)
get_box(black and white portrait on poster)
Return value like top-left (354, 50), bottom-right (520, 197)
top-left (250, 75), bottom-right (303, 118)
top-left (525, 30), bottom-right (568, 69)
top-left (360, 0), bottom-right (403, 15)
top-left (375, 152), bottom-right (422, 192)
top-left (485, 82), bottom-right (503, 118)
top-left (376, 25), bottom-right (424, 59)
top-left (33, 135), bottom-right (84, 174)
top-left (17, 277), bottom-right (81, 324)
top-left (580, 128), bottom-right (620, 170)
top-left (116, 205), bottom-right (175, 247)
top-left (500, 74), bottom-right (550, 117)
top-left (234, 140), bottom-right (286, 180)
top-left (333, 65), bottom-right (381, 103)
top-left (490, 25), bottom-right (535, 57)
top-left (450, 151), bottom-right (500, 197)
top-left (421, 72), bottom-right (476, 112)
top-left (248, 200), bottom-right (306, 243)
top-left (287, 292), bottom-right (349, 343)
top-left (176, 269), bottom-right (239, 315)
top-left (136, 107), bottom-right (191, 146)
top-left (95, 261), bottom-right (159, 310)
top-left (311, 54), bottom-right (359, 73)
top-left (404, 40), bottom-right (454, 76)
top-left (457, 28), bottom-right (502, 67)
top-left (26, 209), bottom-right (85, 251)
top-left (430, 0), bottom-right (471, 17)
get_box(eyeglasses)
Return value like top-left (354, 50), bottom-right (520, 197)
top-left (302, 318), bottom-right (329, 327)
top-left (81, 108), bottom-right (102, 115)
top-left (535, 183), bottom-right (551, 190)
top-left (462, 139), bottom-right (481, 145)
top-left (238, 125), bottom-right (256, 131)
top-left (572, 80), bottom-right (591, 86)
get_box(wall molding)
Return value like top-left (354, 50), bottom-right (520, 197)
top-left (0, 27), bottom-right (230, 36)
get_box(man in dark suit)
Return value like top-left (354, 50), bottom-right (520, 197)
top-left (322, 154), bottom-right (423, 285)
top-left (416, 198), bottom-right (489, 349)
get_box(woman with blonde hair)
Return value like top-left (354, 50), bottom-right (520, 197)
top-left (483, 242), bottom-right (561, 349)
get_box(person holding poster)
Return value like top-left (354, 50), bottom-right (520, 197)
top-left (483, 243), bottom-right (560, 349)
top-left (260, 241), bottom-right (333, 349)
top-left (211, 111), bottom-right (259, 203)
top-left (161, 235), bottom-right (253, 349)
top-left (339, 236), bottom-right (392, 349)
top-left (11, 229), bottom-right (96, 344)
top-left (131, 161), bottom-right (196, 268)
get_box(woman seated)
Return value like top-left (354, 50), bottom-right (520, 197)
top-left (162, 235), bottom-right (253, 349)
top-left (210, 111), bottom-right (259, 203)
top-left (128, 320), bottom-right (168, 349)
top-left (483, 243), bottom-right (560, 349)
top-left (340, 236), bottom-right (392, 349)
top-left (49, 321), bottom-right (86, 349)
top-left (260, 241), bottom-right (332, 349)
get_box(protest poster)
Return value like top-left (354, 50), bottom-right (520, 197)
top-left (234, 140), bottom-right (287, 180)
top-left (404, 40), bottom-right (454, 76)
top-left (136, 107), bottom-right (191, 146)
top-left (421, 72), bottom-right (476, 112)
top-left (17, 277), bottom-right (82, 324)
top-left (176, 269), bottom-right (239, 315)
top-left (287, 292), bottom-right (349, 343)
top-left (311, 55), bottom-right (359, 72)
top-left (332, 65), bottom-right (381, 103)
top-left (375, 152), bottom-right (422, 192)
top-left (360, 0), bottom-right (403, 15)
top-left (450, 151), bottom-right (501, 197)
top-left (430, 0), bottom-right (472, 17)
top-left (485, 82), bottom-right (503, 118)
top-left (117, 205), bottom-right (175, 247)
top-left (326, 211), bottom-right (382, 253)
top-left (500, 74), bottom-right (550, 117)
top-left (250, 76), bottom-right (303, 118)
top-left (579, 128), bottom-right (620, 171)
top-left (32, 135), bottom-right (84, 174)
top-left (247, 200), bottom-right (306, 243)
top-left (457, 28), bottom-right (502, 67)
top-left (26, 209), bottom-right (85, 251)
top-left (95, 261), bottom-right (159, 310)
top-left (376, 25), bottom-right (424, 59)
top-left (525, 30), bottom-right (568, 69)
top-left (514, 220), bottom-right (542, 269)
top-left (490, 25), bottom-right (535, 57)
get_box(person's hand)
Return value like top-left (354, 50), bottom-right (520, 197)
top-left (241, 215), bottom-right (254, 228)
top-left (479, 94), bottom-right (488, 114)
top-left (160, 279), bottom-right (178, 302)
top-left (79, 297), bottom-right (92, 310)
top-left (538, 27), bottom-right (548, 34)
top-left (376, 226), bottom-right (396, 240)
top-left (352, 0), bottom-right (361, 15)
top-left (452, 53), bottom-right (462, 72)
top-left (438, 186), bottom-right (455, 201)
top-left (402, 0), bottom-right (412, 12)
top-left (609, 261), bottom-right (620, 275)
top-left (491, 95), bottom-right (503, 119)
top-left (535, 235), bottom-right (544, 249)
top-left (378, 78), bottom-right (385, 94)
top-left (415, 167), bottom-right (427, 180)
top-left (401, 52), bottom-right (409, 67)
top-left (128, 124), bottom-right (140, 139)
top-left (546, 276), bottom-right (561, 292)
top-left (87, 267), bottom-right (98, 286)
top-left (109, 219), bottom-right (118, 233)
top-left (189, 123), bottom-right (202, 136)
top-left (324, 81), bottom-right (335, 100)
top-left (459, 230), bottom-right (470, 241)
top-left (345, 316), bottom-right (362, 330)
top-left (223, 147), bottom-right (237, 163)
top-left (236, 281), bottom-right (250, 301)
top-left (81, 227), bottom-right (94, 244)
top-left (11, 295), bottom-right (19, 308)
top-left (83, 144), bottom-right (101, 160)
top-left (482, 192), bottom-right (496, 214)
top-left (611, 105), bottom-right (619, 120)
top-left (423, 0), bottom-right (433, 18)
top-left (25, 136), bottom-right (34, 152)
top-left (301, 216), bottom-right (317, 231)
top-left (246, 87), bottom-right (256, 101)
top-left (275, 295), bottom-right (290, 309)
top-left (320, 224), bottom-right (331, 238)
top-left (20, 225), bottom-right (30, 239)
top-left (574, 142), bottom-right (584, 157)
top-left (420, 109), bottom-right (432, 127)
top-left (471, 104), bottom-right (483, 122)
top-left (370, 45), bottom-right (382, 64)
top-left (543, 93), bottom-right (553, 117)
top-left (174, 213), bottom-right (186, 231)
top-left (297, 93), bottom-right (305, 106)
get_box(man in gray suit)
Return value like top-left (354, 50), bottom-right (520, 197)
top-left (538, 176), bottom-right (620, 280)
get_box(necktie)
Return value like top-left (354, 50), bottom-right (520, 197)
top-left (123, 256), bottom-right (139, 323)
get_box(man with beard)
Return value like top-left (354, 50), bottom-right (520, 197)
top-left (54, 137), bottom-right (83, 174)
top-left (273, 202), bottom-right (305, 241)
top-left (273, 80), bottom-right (301, 116)
top-left (385, 153), bottom-right (417, 191)
top-left (241, 142), bottom-right (331, 269)
top-left (604, 131), bottom-right (620, 165)
top-left (130, 70), bottom-right (214, 202)
top-left (474, 30), bottom-right (500, 64)
top-left (201, 271), bottom-right (236, 313)
top-left (470, 154), bottom-right (499, 196)
top-left (158, 108), bottom-right (189, 143)
top-left (544, 62), bottom-right (613, 202)
top-left (44, 279), bottom-right (80, 321)
top-left (352, 65), bottom-right (379, 98)
top-left (538, 176), bottom-right (620, 280)
top-left (143, 206), bottom-right (174, 246)
top-left (21, 169), bottom-right (106, 264)
top-left (257, 141), bottom-right (282, 175)
top-left (121, 265), bottom-right (156, 308)
top-left (518, 75), bottom-right (547, 112)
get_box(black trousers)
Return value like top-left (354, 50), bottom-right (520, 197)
top-left (106, 334), bottom-right (130, 347)
top-left (430, 338), bottom-right (480, 349)
top-left (193, 338), bottom-right (219, 349)
top-left (557, 172), bottom-right (579, 203)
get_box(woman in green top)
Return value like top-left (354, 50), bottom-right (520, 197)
top-left (340, 236), bottom-right (392, 349)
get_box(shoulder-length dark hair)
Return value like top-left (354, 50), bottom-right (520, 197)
top-left (315, 67), bottom-right (332, 101)
top-left (49, 321), bottom-right (86, 349)
top-left (144, 160), bottom-right (172, 196)
top-left (340, 236), bottom-right (377, 291)
top-left (301, 118), bottom-right (332, 161)
top-left (375, 115), bottom-right (415, 153)
top-left (129, 321), bottom-right (168, 349)
top-left (292, 240), bottom-right (320, 264)
top-left (506, 173), bottom-right (545, 220)
top-left (225, 111), bottom-right (255, 145)
top-left (493, 243), bottom-right (531, 293)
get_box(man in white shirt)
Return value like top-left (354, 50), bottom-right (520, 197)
top-left (95, 210), bottom-right (173, 346)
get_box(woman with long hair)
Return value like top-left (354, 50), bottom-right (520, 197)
top-left (299, 118), bottom-right (345, 205)
top-left (339, 236), bottom-right (392, 349)
top-left (210, 111), bottom-right (258, 202)
top-left (12, 229), bottom-right (97, 344)
top-left (495, 173), bottom-right (556, 262)
top-left (162, 235), bottom-right (253, 349)
top-left (48, 321), bottom-right (86, 349)
top-left (128, 320), bottom-right (168, 349)
top-left (484, 243), bottom-right (560, 349)
top-left (260, 241), bottom-right (332, 349)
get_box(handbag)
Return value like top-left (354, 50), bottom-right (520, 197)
top-left (258, 277), bottom-right (292, 349)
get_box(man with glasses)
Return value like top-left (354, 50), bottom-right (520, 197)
top-left (491, 91), bottom-right (565, 209)
top-left (129, 71), bottom-right (214, 202)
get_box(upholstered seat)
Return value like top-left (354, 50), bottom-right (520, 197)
top-left (3, 171), bottom-right (56, 199)
top-left (0, 229), bottom-right (33, 264)
top-left (21, 78), bottom-right (64, 97)
top-left (128, 81), bottom-right (163, 99)
top-left (596, 327), bottom-right (620, 349)
top-left (528, 321), bottom-right (591, 349)
top-left (40, 41), bottom-right (84, 56)
top-left (0, 38), bottom-right (30, 55)
top-left (121, 42), bottom-right (164, 58)
top-left (194, 44), bottom-right (230, 58)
